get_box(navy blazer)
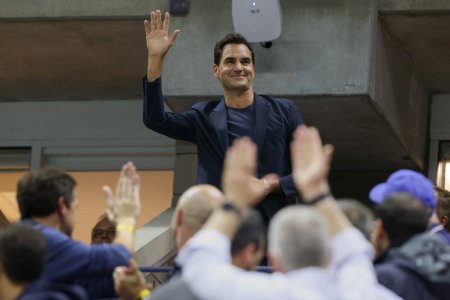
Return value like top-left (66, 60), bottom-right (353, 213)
top-left (143, 78), bottom-right (304, 220)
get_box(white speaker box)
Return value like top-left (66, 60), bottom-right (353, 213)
top-left (232, 0), bottom-right (283, 43)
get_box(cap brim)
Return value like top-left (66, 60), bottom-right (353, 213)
top-left (369, 183), bottom-right (387, 204)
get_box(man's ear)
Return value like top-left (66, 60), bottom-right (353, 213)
top-left (212, 64), bottom-right (219, 78)
top-left (242, 243), bottom-right (256, 263)
top-left (57, 196), bottom-right (67, 216)
top-left (440, 215), bottom-right (449, 227)
top-left (176, 209), bottom-right (183, 227)
top-left (267, 250), bottom-right (282, 272)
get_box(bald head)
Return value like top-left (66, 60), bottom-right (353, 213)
top-left (173, 184), bottom-right (224, 249)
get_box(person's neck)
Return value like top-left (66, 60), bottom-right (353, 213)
top-left (0, 280), bottom-right (25, 300)
top-left (224, 88), bottom-right (254, 109)
top-left (33, 214), bottom-right (60, 231)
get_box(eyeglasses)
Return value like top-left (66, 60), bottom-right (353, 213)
top-left (92, 228), bottom-right (116, 239)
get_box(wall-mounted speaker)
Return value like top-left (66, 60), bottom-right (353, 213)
top-left (170, 0), bottom-right (190, 16)
top-left (232, 0), bottom-right (283, 43)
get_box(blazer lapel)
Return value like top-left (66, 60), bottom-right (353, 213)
top-left (255, 94), bottom-right (269, 148)
top-left (210, 99), bottom-right (229, 154)
top-left (254, 94), bottom-right (269, 162)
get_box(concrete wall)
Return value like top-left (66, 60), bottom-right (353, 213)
top-left (163, 0), bottom-right (377, 98)
top-left (369, 21), bottom-right (430, 170)
top-left (0, 100), bottom-right (175, 170)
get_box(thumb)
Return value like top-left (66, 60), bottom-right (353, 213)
top-left (125, 259), bottom-right (138, 275)
top-left (323, 144), bottom-right (334, 166)
top-left (103, 185), bottom-right (115, 220)
top-left (261, 173), bottom-right (279, 181)
top-left (170, 29), bottom-right (180, 43)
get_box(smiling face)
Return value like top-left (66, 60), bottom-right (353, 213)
top-left (213, 43), bottom-right (255, 94)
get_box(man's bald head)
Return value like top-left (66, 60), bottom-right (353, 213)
top-left (172, 184), bottom-right (224, 249)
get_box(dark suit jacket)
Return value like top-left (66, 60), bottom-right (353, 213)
top-left (143, 78), bottom-right (304, 220)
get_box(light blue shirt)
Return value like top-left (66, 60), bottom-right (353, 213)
top-left (179, 228), bottom-right (401, 300)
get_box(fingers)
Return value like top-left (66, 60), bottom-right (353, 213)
top-left (144, 20), bottom-right (150, 35)
top-left (163, 12), bottom-right (170, 31)
top-left (103, 185), bottom-right (114, 208)
top-left (150, 11), bottom-right (156, 31)
top-left (149, 10), bottom-right (163, 31)
top-left (155, 10), bottom-right (162, 30)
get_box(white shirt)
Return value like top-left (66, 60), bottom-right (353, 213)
top-left (179, 228), bottom-right (402, 300)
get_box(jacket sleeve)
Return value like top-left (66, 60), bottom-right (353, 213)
top-left (279, 100), bottom-right (304, 198)
top-left (143, 77), bottom-right (196, 143)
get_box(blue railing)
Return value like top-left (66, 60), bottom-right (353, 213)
top-left (139, 265), bottom-right (273, 273)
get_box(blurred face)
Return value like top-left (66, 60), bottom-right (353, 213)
top-left (61, 196), bottom-right (78, 237)
top-left (91, 218), bottom-right (116, 244)
top-left (213, 43), bottom-right (254, 93)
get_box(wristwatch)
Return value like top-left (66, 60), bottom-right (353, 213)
top-left (221, 202), bottom-right (242, 216)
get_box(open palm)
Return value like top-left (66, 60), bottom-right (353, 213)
top-left (144, 10), bottom-right (180, 58)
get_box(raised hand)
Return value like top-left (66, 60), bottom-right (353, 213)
top-left (144, 10), bottom-right (180, 59)
top-left (222, 137), bottom-right (267, 208)
top-left (103, 161), bottom-right (140, 225)
top-left (290, 125), bottom-right (334, 201)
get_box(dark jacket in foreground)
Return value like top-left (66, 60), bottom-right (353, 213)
top-left (375, 233), bottom-right (450, 300)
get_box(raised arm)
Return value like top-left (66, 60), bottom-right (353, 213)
top-left (144, 10), bottom-right (180, 81)
top-left (290, 125), bottom-right (352, 236)
top-left (103, 161), bottom-right (141, 252)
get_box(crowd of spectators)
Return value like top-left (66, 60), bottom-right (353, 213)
top-left (1, 125), bottom-right (450, 300)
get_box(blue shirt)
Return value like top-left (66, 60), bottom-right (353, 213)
top-left (21, 219), bottom-right (131, 299)
top-left (226, 103), bottom-right (255, 145)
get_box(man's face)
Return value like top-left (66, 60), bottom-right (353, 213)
top-left (91, 218), bottom-right (116, 244)
top-left (61, 196), bottom-right (78, 237)
top-left (213, 43), bottom-right (254, 93)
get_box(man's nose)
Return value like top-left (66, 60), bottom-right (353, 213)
top-left (234, 62), bottom-right (243, 71)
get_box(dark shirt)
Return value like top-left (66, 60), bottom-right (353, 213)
top-left (226, 103), bottom-right (255, 145)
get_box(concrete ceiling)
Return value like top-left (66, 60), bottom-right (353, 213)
top-left (380, 14), bottom-right (450, 93)
top-left (0, 20), bottom-right (147, 101)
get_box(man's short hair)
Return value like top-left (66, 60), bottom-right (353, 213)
top-left (435, 187), bottom-right (450, 231)
top-left (268, 206), bottom-right (329, 272)
top-left (0, 224), bottom-right (46, 284)
top-left (213, 33), bottom-right (255, 66)
top-left (231, 209), bottom-right (265, 256)
top-left (375, 192), bottom-right (429, 241)
top-left (17, 167), bottom-right (77, 219)
top-left (338, 199), bottom-right (374, 241)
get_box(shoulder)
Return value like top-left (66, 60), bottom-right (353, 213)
top-left (19, 279), bottom-right (88, 300)
top-left (256, 94), bottom-right (296, 107)
top-left (192, 99), bottom-right (222, 112)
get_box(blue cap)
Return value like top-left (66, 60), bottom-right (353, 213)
top-left (369, 169), bottom-right (436, 211)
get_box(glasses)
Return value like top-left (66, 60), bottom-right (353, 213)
top-left (92, 228), bottom-right (116, 239)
